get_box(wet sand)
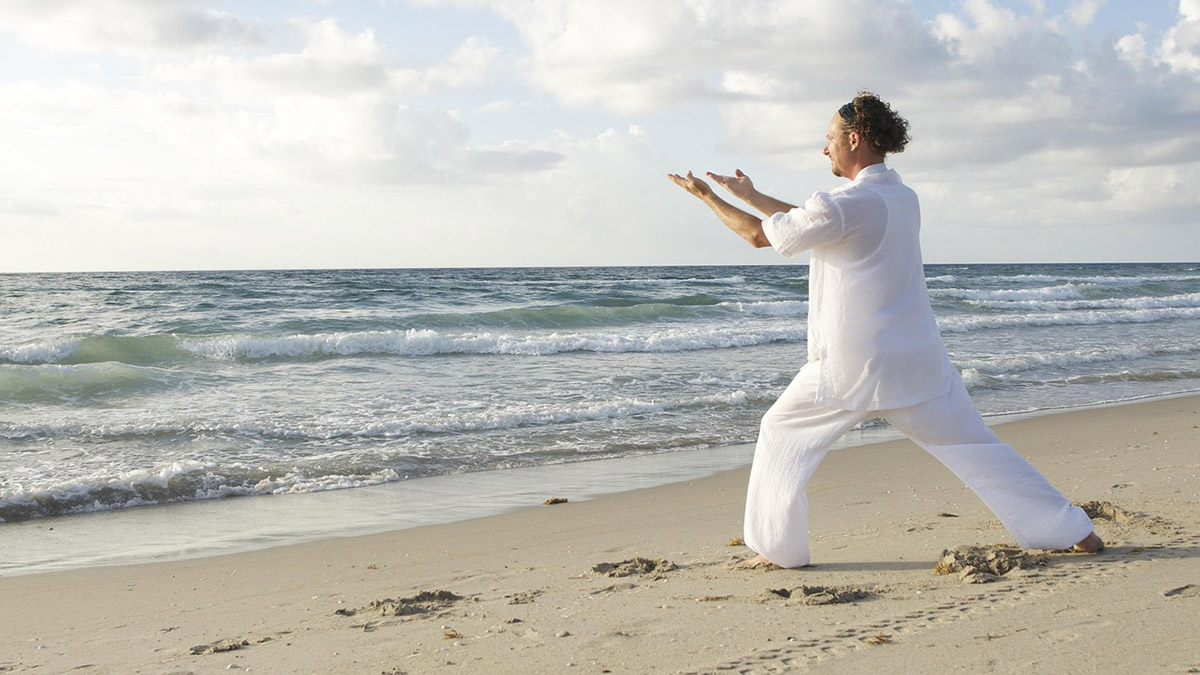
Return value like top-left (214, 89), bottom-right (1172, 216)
top-left (2, 395), bottom-right (1197, 674)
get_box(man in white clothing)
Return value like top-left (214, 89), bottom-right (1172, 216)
top-left (668, 91), bottom-right (1102, 568)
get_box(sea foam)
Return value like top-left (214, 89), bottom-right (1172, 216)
top-left (181, 324), bottom-right (805, 360)
top-left (938, 306), bottom-right (1200, 332)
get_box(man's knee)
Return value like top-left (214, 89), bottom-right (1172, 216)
top-left (758, 403), bottom-right (796, 437)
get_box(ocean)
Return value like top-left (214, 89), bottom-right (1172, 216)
top-left (2, 263), bottom-right (1199, 571)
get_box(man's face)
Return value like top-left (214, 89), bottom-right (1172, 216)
top-left (823, 113), bottom-right (850, 178)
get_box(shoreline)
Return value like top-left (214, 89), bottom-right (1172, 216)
top-left (1, 394), bottom-right (1196, 673)
top-left (4, 390), bottom-right (1199, 578)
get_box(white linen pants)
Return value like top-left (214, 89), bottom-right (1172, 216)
top-left (744, 362), bottom-right (1094, 568)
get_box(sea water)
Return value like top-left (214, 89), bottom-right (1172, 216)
top-left (2, 263), bottom-right (1198, 569)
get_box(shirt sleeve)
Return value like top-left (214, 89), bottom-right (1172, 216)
top-left (761, 191), bottom-right (846, 258)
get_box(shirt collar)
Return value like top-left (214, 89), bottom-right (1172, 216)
top-left (854, 162), bottom-right (888, 181)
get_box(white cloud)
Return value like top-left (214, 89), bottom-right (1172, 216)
top-left (1161, 0), bottom-right (1200, 73)
top-left (0, 0), bottom-right (260, 56)
top-left (1065, 0), bottom-right (1104, 28)
top-left (410, 124), bottom-right (753, 267)
top-left (3, 0), bottom-right (1199, 271)
top-left (135, 17), bottom-right (533, 184)
top-left (153, 18), bottom-right (498, 98)
top-left (502, 1), bottom-right (706, 113)
top-left (0, 9), bottom-right (561, 272)
top-left (934, 0), bottom-right (1026, 62)
top-left (1115, 32), bottom-right (1149, 67)
top-left (427, 0), bottom-right (943, 112)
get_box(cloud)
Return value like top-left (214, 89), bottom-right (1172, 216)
top-left (160, 18), bottom-right (540, 184)
top-left (0, 198), bottom-right (62, 217)
top-left (0, 0), bottom-right (261, 56)
top-left (1064, 0), bottom-right (1104, 28)
top-left (441, 0), bottom-right (1200, 260)
top-left (0, 9), bottom-right (559, 273)
top-left (152, 18), bottom-right (499, 97)
top-left (386, 124), bottom-right (742, 267)
top-left (3, 0), bottom-right (1198, 271)
top-left (439, 0), bottom-right (1198, 176)
top-left (1161, 0), bottom-right (1200, 73)
top-left (440, 0), bottom-right (946, 113)
top-left (0, 7), bottom-right (519, 188)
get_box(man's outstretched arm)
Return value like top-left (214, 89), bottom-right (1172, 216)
top-left (706, 170), bottom-right (796, 217)
top-left (667, 171), bottom-right (771, 249)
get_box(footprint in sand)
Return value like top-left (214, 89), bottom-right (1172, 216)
top-left (505, 590), bottom-right (542, 605)
top-left (1076, 500), bottom-right (1140, 524)
top-left (189, 638), bottom-right (249, 656)
top-left (760, 585), bottom-right (877, 605)
top-left (933, 545), bottom-right (1047, 584)
top-left (337, 589), bottom-right (464, 618)
top-left (1075, 500), bottom-right (1178, 536)
top-left (591, 557), bottom-right (677, 579)
top-left (189, 636), bottom-right (272, 656)
top-left (589, 582), bottom-right (639, 595)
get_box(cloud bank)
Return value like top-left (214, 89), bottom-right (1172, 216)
top-left (1, 0), bottom-right (1197, 271)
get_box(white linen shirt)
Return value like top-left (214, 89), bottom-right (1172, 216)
top-left (761, 163), bottom-right (957, 411)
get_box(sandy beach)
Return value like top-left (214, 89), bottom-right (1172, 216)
top-left (2, 395), bottom-right (1197, 674)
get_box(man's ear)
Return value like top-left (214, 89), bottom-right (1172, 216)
top-left (847, 131), bottom-right (861, 151)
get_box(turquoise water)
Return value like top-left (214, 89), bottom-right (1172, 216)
top-left (2, 263), bottom-right (1198, 523)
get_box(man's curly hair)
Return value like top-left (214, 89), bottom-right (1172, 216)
top-left (840, 90), bottom-right (910, 156)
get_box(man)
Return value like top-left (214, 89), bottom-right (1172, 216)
top-left (667, 91), bottom-right (1102, 568)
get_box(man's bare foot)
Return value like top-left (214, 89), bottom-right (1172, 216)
top-left (734, 554), bottom-right (783, 570)
top-left (1071, 532), bottom-right (1105, 553)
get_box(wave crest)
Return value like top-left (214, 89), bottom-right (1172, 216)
top-left (0, 362), bottom-right (170, 404)
top-left (181, 324), bottom-right (803, 360)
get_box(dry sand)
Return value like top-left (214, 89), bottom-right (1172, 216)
top-left (2, 396), bottom-right (1198, 674)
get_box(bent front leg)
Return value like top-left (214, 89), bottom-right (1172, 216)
top-left (743, 364), bottom-right (872, 567)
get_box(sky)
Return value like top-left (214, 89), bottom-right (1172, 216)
top-left (1, 0), bottom-right (1198, 272)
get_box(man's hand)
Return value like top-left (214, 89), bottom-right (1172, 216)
top-left (707, 169), bottom-right (756, 201)
top-left (666, 169), bottom-right (770, 249)
top-left (667, 170), bottom-right (715, 201)
top-left (708, 168), bottom-right (796, 218)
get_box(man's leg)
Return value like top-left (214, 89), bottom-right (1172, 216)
top-left (743, 363), bottom-right (872, 568)
top-left (883, 377), bottom-right (1096, 550)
